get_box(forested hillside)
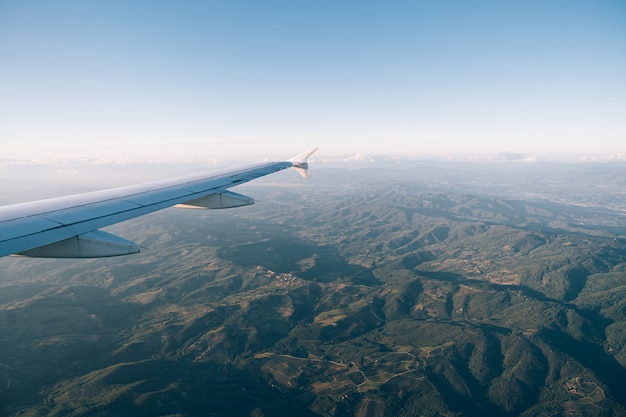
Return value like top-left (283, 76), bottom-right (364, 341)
top-left (1, 162), bottom-right (626, 416)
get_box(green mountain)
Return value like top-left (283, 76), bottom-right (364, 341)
top-left (1, 163), bottom-right (626, 416)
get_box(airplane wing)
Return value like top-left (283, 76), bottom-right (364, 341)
top-left (0, 148), bottom-right (317, 258)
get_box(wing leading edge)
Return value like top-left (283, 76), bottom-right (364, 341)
top-left (0, 149), bottom-right (317, 258)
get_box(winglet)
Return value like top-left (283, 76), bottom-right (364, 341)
top-left (288, 148), bottom-right (318, 178)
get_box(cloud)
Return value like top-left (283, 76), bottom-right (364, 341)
top-left (344, 152), bottom-right (373, 162)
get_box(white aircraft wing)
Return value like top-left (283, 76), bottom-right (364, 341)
top-left (0, 149), bottom-right (316, 258)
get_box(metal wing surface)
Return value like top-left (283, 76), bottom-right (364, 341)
top-left (0, 149), bottom-right (316, 258)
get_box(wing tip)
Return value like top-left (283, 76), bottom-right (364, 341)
top-left (289, 148), bottom-right (318, 177)
top-left (289, 148), bottom-right (318, 164)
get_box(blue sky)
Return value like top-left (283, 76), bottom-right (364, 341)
top-left (1, 1), bottom-right (625, 161)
